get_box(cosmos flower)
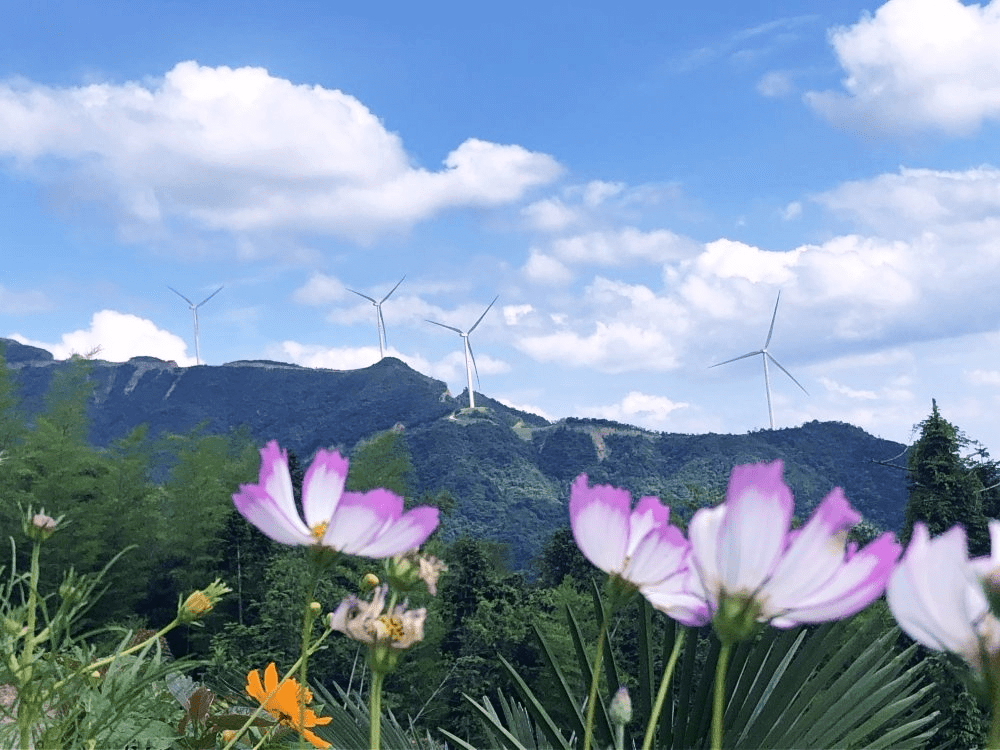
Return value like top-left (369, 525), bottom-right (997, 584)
top-left (688, 461), bottom-right (900, 636)
top-left (887, 521), bottom-right (1000, 672)
top-left (232, 441), bottom-right (439, 557)
top-left (329, 584), bottom-right (426, 650)
top-left (569, 475), bottom-right (711, 626)
top-left (245, 662), bottom-right (332, 749)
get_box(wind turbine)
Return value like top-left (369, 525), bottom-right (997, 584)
top-left (168, 285), bottom-right (223, 366)
top-left (710, 290), bottom-right (808, 430)
top-left (426, 296), bottom-right (498, 409)
top-left (347, 275), bottom-right (405, 360)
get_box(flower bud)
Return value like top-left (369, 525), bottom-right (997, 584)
top-left (178, 579), bottom-right (231, 623)
top-left (24, 510), bottom-right (60, 542)
top-left (609, 686), bottom-right (632, 726)
top-left (361, 573), bottom-right (381, 591)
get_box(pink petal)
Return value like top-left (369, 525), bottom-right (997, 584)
top-left (642, 568), bottom-right (712, 627)
top-left (625, 496), bottom-right (671, 559)
top-left (232, 485), bottom-right (312, 546)
top-left (569, 475), bottom-right (630, 575)
top-left (688, 503), bottom-right (727, 608)
top-left (302, 449), bottom-right (350, 530)
top-left (359, 506), bottom-right (440, 558)
top-left (322, 490), bottom-right (403, 554)
top-left (718, 461), bottom-right (793, 595)
top-left (764, 488), bottom-right (862, 605)
top-left (887, 524), bottom-right (983, 661)
top-left (623, 521), bottom-right (690, 588)
top-left (768, 533), bottom-right (900, 627)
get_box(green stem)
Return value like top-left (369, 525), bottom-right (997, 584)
top-left (583, 607), bottom-right (612, 750)
top-left (370, 670), bottom-right (384, 750)
top-left (712, 641), bottom-right (732, 750)
top-left (51, 619), bottom-right (181, 693)
top-left (641, 627), bottom-right (686, 750)
top-left (298, 570), bottom-right (322, 750)
top-left (15, 538), bottom-right (42, 750)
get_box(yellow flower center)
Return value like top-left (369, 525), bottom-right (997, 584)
top-left (311, 522), bottom-right (328, 542)
top-left (183, 591), bottom-right (213, 614)
top-left (367, 614), bottom-right (404, 643)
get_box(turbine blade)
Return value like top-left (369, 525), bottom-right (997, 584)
top-left (468, 295), bottom-right (499, 334)
top-left (766, 353), bottom-right (809, 395)
top-left (378, 307), bottom-right (388, 348)
top-left (764, 290), bottom-right (781, 349)
top-left (468, 340), bottom-right (481, 388)
top-left (348, 288), bottom-right (378, 304)
top-left (196, 285), bottom-right (224, 307)
top-left (426, 319), bottom-right (464, 335)
top-left (168, 286), bottom-right (195, 307)
top-left (710, 350), bottom-right (763, 368)
top-left (380, 275), bottom-right (406, 303)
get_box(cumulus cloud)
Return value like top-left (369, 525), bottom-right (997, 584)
top-left (579, 391), bottom-right (689, 430)
top-left (806, 0), bottom-right (1000, 134)
top-left (818, 376), bottom-right (878, 400)
top-left (10, 310), bottom-right (195, 365)
top-left (0, 61), bottom-right (562, 241)
top-left (523, 251), bottom-right (573, 285)
top-left (521, 180), bottom-right (680, 233)
top-left (502, 304), bottom-right (534, 325)
top-left (293, 273), bottom-right (347, 305)
top-left (549, 228), bottom-right (695, 266)
top-left (815, 165), bottom-right (1000, 236)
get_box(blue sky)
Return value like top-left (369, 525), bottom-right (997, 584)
top-left (3, 0), bottom-right (1000, 456)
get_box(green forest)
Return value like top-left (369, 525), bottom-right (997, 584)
top-left (3, 347), bottom-right (1000, 748)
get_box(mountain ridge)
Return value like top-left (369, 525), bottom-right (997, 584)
top-left (1, 337), bottom-right (910, 568)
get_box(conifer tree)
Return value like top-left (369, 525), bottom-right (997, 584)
top-left (901, 399), bottom-right (989, 555)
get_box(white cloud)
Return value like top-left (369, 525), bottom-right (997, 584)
top-left (517, 320), bottom-right (680, 372)
top-left (550, 227), bottom-right (696, 266)
top-left (522, 251), bottom-right (573, 285)
top-left (579, 391), bottom-right (689, 430)
top-left (293, 273), bottom-right (347, 305)
top-left (782, 201), bottom-right (802, 220)
top-left (690, 239), bottom-right (801, 286)
top-left (807, 0), bottom-right (1000, 134)
top-left (815, 165), bottom-right (1000, 236)
top-left (521, 198), bottom-right (579, 232)
top-left (818, 376), bottom-right (878, 400)
top-left (502, 304), bottom-right (534, 325)
top-left (0, 62), bottom-right (562, 240)
top-left (10, 310), bottom-right (195, 365)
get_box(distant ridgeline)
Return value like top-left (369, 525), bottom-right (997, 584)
top-left (1, 337), bottom-right (909, 569)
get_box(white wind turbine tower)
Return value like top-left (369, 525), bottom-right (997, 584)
top-left (426, 296), bottom-right (498, 409)
top-left (168, 286), bottom-right (223, 366)
top-left (710, 290), bottom-right (808, 430)
top-left (347, 275), bottom-right (405, 360)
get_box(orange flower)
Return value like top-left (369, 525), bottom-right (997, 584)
top-left (245, 663), bottom-right (332, 749)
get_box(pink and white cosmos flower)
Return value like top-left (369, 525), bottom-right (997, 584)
top-left (689, 461), bottom-right (900, 629)
top-left (887, 521), bottom-right (1000, 672)
top-left (569, 475), bottom-right (710, 626)
top-left (233, 441), bottom-right (439, 558)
